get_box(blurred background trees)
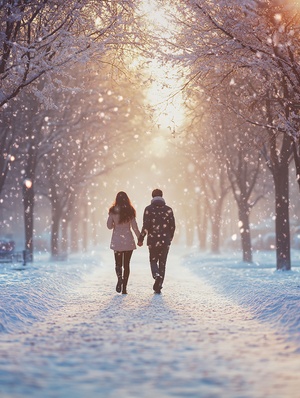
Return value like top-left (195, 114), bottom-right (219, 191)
top-left (2, 0), bottom-right (300, 270)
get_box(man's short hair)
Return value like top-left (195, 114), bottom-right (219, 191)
top-left (152, 189), bottom-right (163, 198)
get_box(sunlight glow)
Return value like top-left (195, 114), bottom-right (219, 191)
top-left (147, 61), bottom-right (185, 131)
top-left (138, 0), bottom-right (172, 36)
top-left (139, 0), bottom-right (186, 132)
top-left (150, 135), bottom-right (168, 158)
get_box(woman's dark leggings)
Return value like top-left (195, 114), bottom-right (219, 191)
top-left (114, 250), bottom-right (133, 288)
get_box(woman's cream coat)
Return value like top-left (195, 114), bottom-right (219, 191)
top-left (107, 213), bottom-right (140, 251)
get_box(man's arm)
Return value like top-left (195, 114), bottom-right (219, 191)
top-left (169, 209), bottom-right (175, 241)
top-left (138, 208), bottom-right (150, 245)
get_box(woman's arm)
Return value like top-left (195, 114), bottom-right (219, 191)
top-left (107, 213), bottom-right (114, 230)
top-left (131, 217), bottom-right (141, 238)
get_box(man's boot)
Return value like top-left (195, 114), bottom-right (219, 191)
top-left (153, 274), bottom-right (162, 293)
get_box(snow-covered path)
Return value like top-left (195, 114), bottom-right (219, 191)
top-left (1, 249), bottom-right (299, 398)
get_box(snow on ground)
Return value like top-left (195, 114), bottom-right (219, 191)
top-left (0, 246), bottom-right (300, 398)
top-left (183, 249), bottom-right (300, 348)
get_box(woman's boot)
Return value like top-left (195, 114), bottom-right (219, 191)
top-left (122, 277), bottom-right (128, 294)
top-left (115, 266), bottom-right (123, 293)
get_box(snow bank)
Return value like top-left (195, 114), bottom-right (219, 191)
top-left (0, 252), bottom-right (100, 334)
top-left (184, 249), bottom-right (300, 348)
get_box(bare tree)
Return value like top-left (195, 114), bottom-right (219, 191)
top-left (221, 119), bottom-right (264, 263)
top-left (0, 0), bottom-right (136, 107)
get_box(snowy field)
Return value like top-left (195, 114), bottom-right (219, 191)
top-left (0, 246), bottom-right (300, 398)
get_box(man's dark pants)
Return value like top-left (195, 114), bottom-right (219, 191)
top-left (149, 245), bottom-right (169, 285)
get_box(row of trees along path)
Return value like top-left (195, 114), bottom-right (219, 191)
top-left (1, 1), bottom-right (300, 270)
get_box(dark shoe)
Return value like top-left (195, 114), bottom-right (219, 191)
top-left (116, 278), bottom-right (123, 293)
top-left (122, 289), bottom-right (127, 294)
top-left (153, 276), bottom-right (162, 293)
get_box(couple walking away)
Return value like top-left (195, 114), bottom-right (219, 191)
top-left (107, 189), bottom-right (176, 294)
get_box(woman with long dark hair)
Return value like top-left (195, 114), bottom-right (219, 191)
top-left (107, 191), bottom-right (140, 294)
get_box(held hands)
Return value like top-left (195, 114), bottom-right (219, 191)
top-left (137, 241), bottom-right (143, 247)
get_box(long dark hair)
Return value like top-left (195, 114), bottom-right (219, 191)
top-left (109, 191), bottom-right (136, 224)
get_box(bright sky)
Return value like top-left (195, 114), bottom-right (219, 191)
top-left (146, 60), bottom-right (185, 131)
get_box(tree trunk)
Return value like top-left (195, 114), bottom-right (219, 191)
top-left (22, 138), bottom-right (38, 262)
top-left (0, 121), bottom-right (16, 195)
top-left (211, 201), bottom-right (222, 254)
top-left (61, 219), bottom-right (69, 258)
top-left (71, 216), bottom-right (79, 253)
top-left (274, 164), bottom-right (291, 270)
top-left (238, 203), bottom-right (252, 263)
top-left (22, 181), bottom-right (34, 262)
top-left (51, 212), bottom-right (60, 259)
top-left (82, 202), bottom-right (88, 252)
top-left (197, 199), bottom-right (207, 251)
top-left (292, 140), bottom-right (300, 192)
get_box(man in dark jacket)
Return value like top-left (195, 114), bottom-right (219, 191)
top-left (138, 189), bottom-right (175, 294)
